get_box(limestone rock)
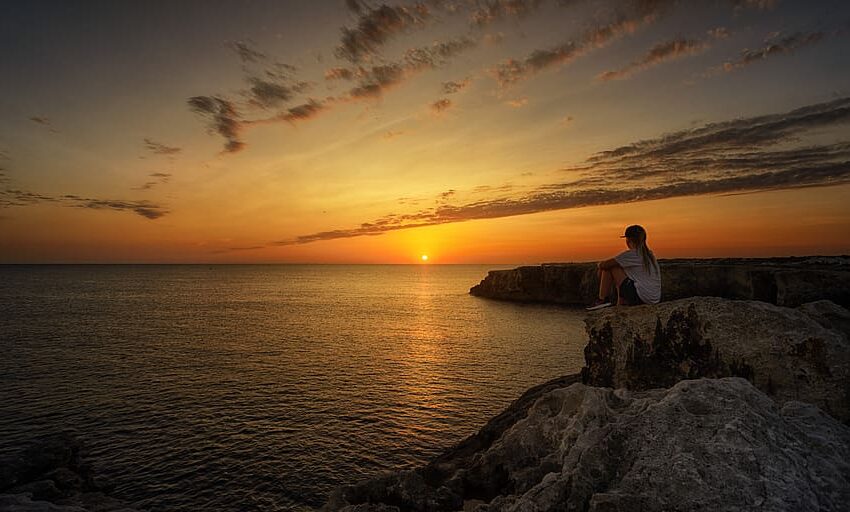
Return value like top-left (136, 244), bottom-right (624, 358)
top-left (582, 297), bottom-right (850, 422)
top-left (324, 378), bottom-right (850, 512)
top-left (0, 434), bottom-right (140, 512)
top-left (469, 257), bottom-right (850, 307)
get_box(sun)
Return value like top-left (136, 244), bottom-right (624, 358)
top-left (420, 254), bottom-right (429, 262)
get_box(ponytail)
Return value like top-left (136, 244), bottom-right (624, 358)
top-left (631, 231), bottom-right (658, 274)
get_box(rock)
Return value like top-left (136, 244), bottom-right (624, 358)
top-left (469, 257), bottom-right (850, 307)
top-left (324, 378), bottom-right (850, 512)
top-left (0, 434), bottom-right (140, 512)
top-left (582, 297), bottom-right (850, 422)
top-left (323, 374), bottom-right (582, 512)
top-left (0, 493), bottom-right (87, 511)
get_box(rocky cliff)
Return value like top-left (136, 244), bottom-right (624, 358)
top-left (324, 296), bottom-right (850, 512)
top-left (583, 297), bottom-right (850, 422)
top-left (469, 256), bottom-right (850, 307)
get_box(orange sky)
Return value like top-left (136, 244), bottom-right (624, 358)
top-left (2, 1), bottom-right (849, 263)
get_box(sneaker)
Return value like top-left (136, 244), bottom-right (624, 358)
top-left (585, 298), bottom-right (613, 311)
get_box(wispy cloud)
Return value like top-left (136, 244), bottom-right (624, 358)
top-left (187, 96), bottom-right (245, 153)
top-left (723, 31), bottom-right (828, 71)
top-left (227, 40), bottom-right (266, 64)
top-left (273, 97), bottom-right (850, 245)
top-left (29, 116), bottom-right (58, 133)
top-left (143, 138), bottom-right (181, 156)
top-left (469, 0), bottom-right (544, 27)
top-left (492, 1), bottom-right (670, 86)
top-left (442, 78), bottom-right (471, 94)
top-left (133, 172), bottom-right (172, 191)
top-left (1, 188), bottom-right (168, 219)
top-left (598, 38), bottom-right (708, 81)
top-left (430, 98), bottom-right (453, 114)
top-left (191, 31), bottom-right (477, 153)
top-left (336, 2), bottom-right (431, 62)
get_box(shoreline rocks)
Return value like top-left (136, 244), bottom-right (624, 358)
top-left (0, 433), bottom-right (139, 512)
top-left (469, 256), bottom-right (850, 307)
top-left (324, 378), bottom-right (850, 512)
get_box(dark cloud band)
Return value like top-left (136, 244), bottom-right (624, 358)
top-left (275, 97), bottom-right (850, 245)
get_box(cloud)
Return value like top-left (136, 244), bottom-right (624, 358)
top-left (470, 0), bottom-right (545, 27)
top-left (192, 18), bottom-right (477, 153)
top-left (1, 188), bottom-right (168, 219)
top-left (187, 96), bottom-right (245, 153)
top-left (349, 63), bottom-right (408, 98)
top-left (430, 98), bottom-right (453, 114)
top-left (732, 0), bottom-right (776, 11)
top-left (325, 67), bottom-right (356, 81)
top-left (723, 31), bottom-right (827, 71)
top-left (345, 35), bottom-right (477, 99)
top-left (442, 78), bottom-right (471, 94)
top-left (438, 189), bottom-right (456, 201)
top-left (227, 40), bottom-right (266, 63)
top-left (275, 97), bottom-right (850, 244)
top-left (335, 3), bottom-right (431, 62)
top-left (492, 1), bottom-right (668, 86)
top-left (247, 77), bottom-right (295, 108)
top-left (143, 138), bottom-right (181, 156)
top-left (505, 97), bottom-right (528, 108)
top-left (133, 172), bottom-right (172, 191)
top-left (277, 99), bottom-right (326, 123)
top-left (29, 116), bottom-right (58, 133)
top-left (599, 38), bottom-right (707, 81)
top-left (0, 149), bottom-right (8, 160)
top-left (707, 27), bottom-right (729, 39)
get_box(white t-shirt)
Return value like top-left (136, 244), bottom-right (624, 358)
top-left (614, 249), bottom-right (661, 304)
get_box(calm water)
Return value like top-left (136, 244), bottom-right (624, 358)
top-left (0, 265), bottom-right (587, 511)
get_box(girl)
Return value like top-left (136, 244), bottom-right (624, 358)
top-left (586, 225), bottom-right (661, 311)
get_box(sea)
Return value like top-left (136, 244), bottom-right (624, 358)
top-left (0, 264), bottom-right (588, 511)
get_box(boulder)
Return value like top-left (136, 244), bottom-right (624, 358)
top-left (0, 434), bottom-right (140, 512)
top-left (469, 257), bottom-right (850, 307)
top-left (583, 297), bottom-right (850, 422)
top-left (324, 378), bottom-right (850, 512)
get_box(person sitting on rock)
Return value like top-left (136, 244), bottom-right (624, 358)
top-left (586, 224), bottom-right (661, 311)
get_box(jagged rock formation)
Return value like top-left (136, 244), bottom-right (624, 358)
top-left (323, 378), bottom-right (850, 512)
top-left (583, 297), bottom-right (850, 423)
top-left (469, 256), bottom-right (850, 307)
top-left (0, 434), bottom-right (139, 512)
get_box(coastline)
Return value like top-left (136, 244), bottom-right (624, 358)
top-left (324, 257), bottom-right (850, 511)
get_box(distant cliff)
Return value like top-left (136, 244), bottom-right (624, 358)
top-left (469, 256), bottom-right (850, 307)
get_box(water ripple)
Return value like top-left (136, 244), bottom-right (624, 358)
top-left (0, 265), bottom-right (587, 511)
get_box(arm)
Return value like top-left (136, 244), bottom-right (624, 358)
top-left (597, 257), bottom-right (620, 270)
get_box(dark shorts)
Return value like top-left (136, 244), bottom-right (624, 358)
top-left (619, 277), bottom-right (644, 305)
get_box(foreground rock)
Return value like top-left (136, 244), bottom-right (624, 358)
top-left (0, 434), bottom-right (139, 512)
top-left (324, 378), bottom-right (850, 512)
top-left (583, 297), bottom-right (850, 423)
top-left (469, 256), bottom-right (850, 307)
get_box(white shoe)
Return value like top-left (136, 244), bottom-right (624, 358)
top-left (585, 299), bottom-right (613, 311)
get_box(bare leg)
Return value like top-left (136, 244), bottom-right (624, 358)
top-left (598, 268), bottom-right (615, 300)
top-left (610, 266), bottom-right (628, 304)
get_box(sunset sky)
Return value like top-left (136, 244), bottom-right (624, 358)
top-left (2, 0), bottom-right (849, 263)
